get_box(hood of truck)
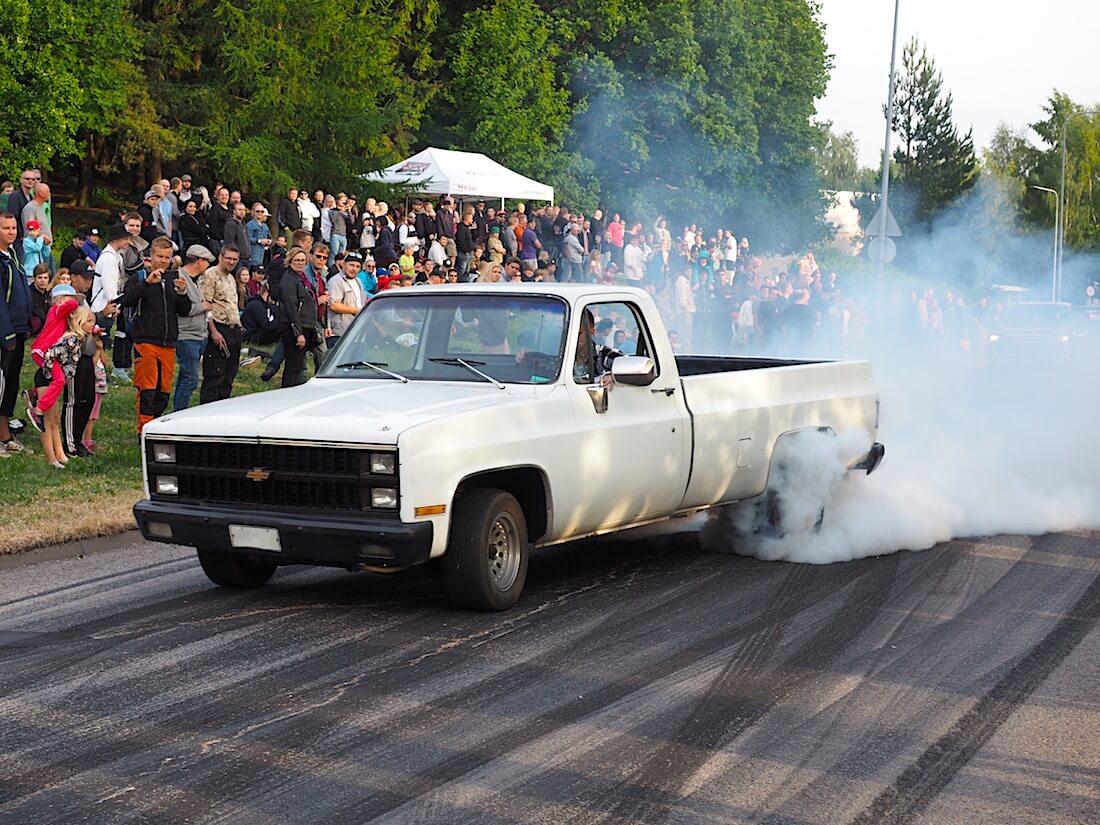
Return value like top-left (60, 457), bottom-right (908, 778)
top-left (144, 379), bottom-right (538, 444)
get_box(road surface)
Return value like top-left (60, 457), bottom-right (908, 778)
top-left (1, 530), bottom-right (1097, 824)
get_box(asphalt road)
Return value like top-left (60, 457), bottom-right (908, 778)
top-left (1, 530), bottom-right (1098, 825)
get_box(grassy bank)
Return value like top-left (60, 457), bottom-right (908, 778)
top-left (0, 355), bottom-right (278, 554)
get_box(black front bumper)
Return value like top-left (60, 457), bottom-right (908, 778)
top-left (133, 500), bottom-right (434, 568)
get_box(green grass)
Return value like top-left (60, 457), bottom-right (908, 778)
top-left (0, 351), bottom-right (288, 554)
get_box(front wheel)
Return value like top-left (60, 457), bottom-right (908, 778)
top-left (444, 489), bottom-right (529, 611)
top-left (197, 549), bottom-right (277, 588)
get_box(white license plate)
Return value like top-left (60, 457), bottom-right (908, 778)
top-left (228, 525), bottom-right (282, 552)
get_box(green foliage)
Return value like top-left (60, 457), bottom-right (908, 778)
top-left (1028, 93), bottom-right (1100, 250)
top-left (888, 37), bottom-right (978, 228)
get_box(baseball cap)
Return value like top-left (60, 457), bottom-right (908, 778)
top-left (88, 227), bottom-right (99, 237)
top-left (181, 174), bottom-right (192, 181)
top-left (107, 223), bottom-right (129, 241)
top-left (344, 251), bottom-right (363, 263)
top-left (143, 189), bottom-right (159, 200)
top-left (51, 284), bottom-right (77, 298)
top-left (25, 220), bottom-right (40, 231)
top-left (185, 244), bottom-right (216, 262)
top-left (69, 260), bottom-right (91, 276)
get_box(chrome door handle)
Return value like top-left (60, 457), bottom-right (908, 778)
top-left (651, 386), bottom-right (677, 396)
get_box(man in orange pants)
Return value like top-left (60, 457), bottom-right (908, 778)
top-left (120, 236), bottom-right (192, 431)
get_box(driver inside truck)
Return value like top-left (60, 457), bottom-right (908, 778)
top-left (573, 308), bottom-right (622, 387)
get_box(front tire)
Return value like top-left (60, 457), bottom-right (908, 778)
top-left (444, 489), bottom-right (529, 611)
top-left (197, 549), bottom-right (277, 588)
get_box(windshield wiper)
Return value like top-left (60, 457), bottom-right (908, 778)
top-left (428, 357), bottom-right (505, 389)
top-left (333, 361), bottom-right (409, 383)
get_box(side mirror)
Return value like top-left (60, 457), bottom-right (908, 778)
top-left (611, 355), bottom-right (657, 386)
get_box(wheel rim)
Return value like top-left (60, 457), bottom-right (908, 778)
top-left (487, 511), bottom-right (521, 591)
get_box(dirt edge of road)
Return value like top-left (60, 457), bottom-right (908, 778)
top-left (0, 528), bottom-right (145, 570)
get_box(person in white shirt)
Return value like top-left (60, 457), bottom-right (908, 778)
top-left (427, 236), bottom-right (447, 268)
top-left (723, 233), bottom-right (738, 270)
top-left (297, 191), bottom-right (320, 235)
top-left (623, 234), bottom-right (645, 285)
top-left (326, 252), bottom-right (366, 346)
top-left (93, 223), bottom-right (130, 310)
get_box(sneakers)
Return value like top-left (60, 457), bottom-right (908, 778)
top-left (50, 460), bottom-right (66, 469)
top-left (82, 438), bottom-right (98, 455)
top-left (2, 438), bottom-right (32, 456)
top-left (24, 391), bottom-right (45, 433)
top-left (111, 368), bottom-right (132, 384)
top-left (240, 355), bottom-right (261, 367)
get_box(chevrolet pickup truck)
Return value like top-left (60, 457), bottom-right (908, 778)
top-left (135, 284), bottom-right (884, 610)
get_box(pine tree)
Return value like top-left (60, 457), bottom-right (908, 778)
top-left (889, 38), bottom-right (977, 226)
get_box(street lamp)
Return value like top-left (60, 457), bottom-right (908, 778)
top-left (1057, 108), bottom-right (1100, 302)
top-left (1029, 185), bottom-right (1059, 301)
top-left (876, 0), bottom-right (902, 297)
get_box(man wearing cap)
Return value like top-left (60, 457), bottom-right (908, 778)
top-left (246, 203), bottom-right (272, 269)
top-left (121, 236), bottom-right (191, 431)
top-left (173, 245), bottom-right (215, 410)
top-left (199, 245), bottom-right (245, 403)
top-left (177, 174), bottom-right (203, 210)
top-left (138, 187), bottom-right (168, 243)
top-left (81, 227), bottom-right (101, 264)
top-left (60, 232), bottom-right (88, 271)
top-left (326, 251), bottom-right (365, 348)
top-left (94, 223), bottom-right (129, 315)
top-left (0, 211), bottom-right (32, 456)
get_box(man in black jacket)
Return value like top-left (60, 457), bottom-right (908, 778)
top-left (277, 187), bottom-right (301, 243)
top-left (206, 186), bottom-right (232, 247)
top-left (121, 236), bottom-right (191, 431)
top-left (222, 202), bottom-right (250, 260)
top-left (0, 212), bottom-right (31, 455)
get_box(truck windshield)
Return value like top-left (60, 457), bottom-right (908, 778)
top-left (319, 293), bottom-right (569, 384)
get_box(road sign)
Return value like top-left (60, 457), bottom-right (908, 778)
top-left (867, 236), bottom-right (896, 264)
top-left (865, 204), bottom-right (902, 237)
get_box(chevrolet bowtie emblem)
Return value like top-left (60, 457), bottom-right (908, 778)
top-left (245, 468), bottom-right (272, 482)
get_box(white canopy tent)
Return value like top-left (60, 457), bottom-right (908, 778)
top-left (364, 147), bottom-right (553, 203)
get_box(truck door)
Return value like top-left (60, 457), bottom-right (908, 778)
top-left (558, 300), bottom-right (691, 536)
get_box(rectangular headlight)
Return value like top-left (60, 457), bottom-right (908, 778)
top-left (371, 487), bottom-right (398, 509)
top-left (153, 443), bottom-right (177, 463)
top-left (370, 453), bottom-right (396, 474)
top-left (156, 475), bottom-right (179, 496)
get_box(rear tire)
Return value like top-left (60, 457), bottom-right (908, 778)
top-left (444, 489), bottom-right (529, 611)
top-left (197, 549), bottom-right (277, 588)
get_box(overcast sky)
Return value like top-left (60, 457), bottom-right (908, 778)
top-left (815, 0), bottom-right (1100, 167)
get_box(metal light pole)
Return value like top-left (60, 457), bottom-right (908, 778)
top-left (1029, 185), bottom-right (1059, 301)
top-left (876, 0), bottom-right (902, 295)
top-left (1058, 108), bottom-right (1100, 302)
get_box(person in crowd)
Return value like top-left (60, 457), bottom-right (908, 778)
top-left (179, 198), bottom-right (209, 250)
top-left (373, 216), bottom-right (398, 268)
top-left (520, 217), bottom-right (540, 272)
top-left (177, 174), bottom-right (203, 209)
top-left (81, 227), bottom-right (101, 264)
top-left (327, 251), bottom-right (365, 348)
top-left (277, 187), bottom-right (301, 243)
top-left (32, 305), bottom-right (95, 467)
top-left (455, 208), bottom-right (476, 276)
top-left (327, 194), bottom-right (350, 259)
top-left (25, 280), bottom-right (79, 419)
top-left (623, 232), bottom-right (645, 287)
top-left (173, 245), bottom-right (215, 410)
top-left (21, 220), bottom-right (48, 272)
top-left (222, 202), bottom-right (250, 259)
top-left (246, 203), bottom-right (272, 269)
top-left (297, 189), bottom-right (319, 238)
top-left (28, 265), bottom-right (51, 335)
top-left (199, 246), bottom-right (246, 404)
top-left (0, 212), bottom-right (31, 456)
top-left (278, 247), bottom-right (322, 388)
top-left (20, 182), bottom-right (53, 269)
top-left (138, 187), bottom-right (167, 243)
top-left (121, 236), bottom-right (191, 431)
top-left (206, 186), bottom-right (232, 246)
top-left (674, 268), bottom-right (695, 350)
top-left (241, 283), bottom-right (281, 354)
top-left (100, 216), bottom-right (142, 381)
top-left (59, 232), bottom-right (87, 271)
top-left (398, 243), bottom-right (417, 281)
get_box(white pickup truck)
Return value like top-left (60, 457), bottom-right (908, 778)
top-left (135, 284), bottom-right (884, 609)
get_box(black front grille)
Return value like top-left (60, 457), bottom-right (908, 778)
top-left (148, 440), bottom-right (397, 514)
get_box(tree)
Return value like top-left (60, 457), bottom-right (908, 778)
top-left (888, 37), bottom-right (977, 227)
top-left (444, 0), bottom-right (573, 186)
top-left (816, 123), bottom-right (877, 191)
top-left (1029, 92), bottom-right (1100, 250)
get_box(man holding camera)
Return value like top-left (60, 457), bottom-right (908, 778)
top-left (121, 236), bottom-right (192, 432)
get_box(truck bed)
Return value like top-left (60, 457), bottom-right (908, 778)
top-left (674, 355), bottom-right (826, 376)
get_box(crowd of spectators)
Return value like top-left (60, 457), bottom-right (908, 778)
top-left (0, 167), bottom-right (1007, 463)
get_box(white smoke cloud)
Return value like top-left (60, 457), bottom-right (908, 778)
top-left (701, 351), bottom-right (1100, 564)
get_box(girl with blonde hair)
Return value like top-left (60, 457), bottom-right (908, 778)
top-left (34, 306), bottom-right (96, 467)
